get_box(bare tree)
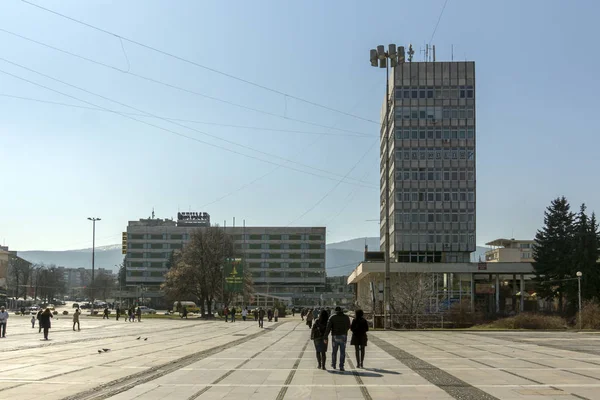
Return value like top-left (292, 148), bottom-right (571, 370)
top-left (7, 256), bottom-right (32, 300)
top-left (162, 227), bottom-right (234, 317)
top-left (389, 272), bottom-right (436, 328)
top-left (85, 271), bottom-right (115, 301)
top-left (35, 264), bottom-right (66, 303)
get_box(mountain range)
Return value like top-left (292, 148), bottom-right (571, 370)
top-left (17, 239), bottom-right (489, 277)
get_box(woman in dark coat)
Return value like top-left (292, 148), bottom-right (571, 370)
top-left (350, 309), bottom-right (369, 368)
top-left (310, 309), bottom-right (329, 370)
top-left (40, 308), bottom-right (53, 340)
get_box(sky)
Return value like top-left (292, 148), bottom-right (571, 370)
top-left (1, 0), bottom-right (599, 251)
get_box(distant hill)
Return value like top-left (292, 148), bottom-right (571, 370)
top-left (18, 239), bottom-right (490, 276)
top-left (19, 245), bottom-right (123, 271)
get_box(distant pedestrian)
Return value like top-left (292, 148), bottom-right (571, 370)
top-left (36, 309), bottom-right (43, 333)
top-left (325, 306), bottom-right (351, 371)
top-left (181, 306), bottom-right (188, 319)
top-left (116, 306), bottom-right (120, 321)
top-left (267, 308), bottom-right (273, 322)
top-left (20, 307), bottom-right (25, 316)
top-left (136, 307), bottom-right (142, 322)
top-left (0, 306), bottom-right (8, 338)
top-left (73, 309), bottom-right (81, 331)
top-left (292, 309), bottom-right (295, 317)
top-left (274, 308), bottom-right (279, 322)
top-left (301, 309), bottom-right (305, 321)
top-left (350, 309), bottom-right (369, 368)
top-left (224, 307), bottom-right (229, 322)
top-left (242, 307), bottom-right (248, 322)
top-left (40, 307), bottom-right (53, 340)
top-left (129, 307), bottom-right (135, 322)
top-left (306, 309), bottom-right (313, 329)
top-left (311, 309), bottom-right (329, 370)
top-left (253, 308), bottom-right (258, 321)
top-left (258, 308), bottom-right (265, 328)
top-left (231, 307), bottom-right (236, 323)
top-left (31, 315), bottom-right (36, 328)
top-left (103, 307), bottom-right (110, 319)
top-left (312, 308), bottom-right (319, 321)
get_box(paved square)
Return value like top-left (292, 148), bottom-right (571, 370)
top-left (0, 314), bottom-right (599, 399)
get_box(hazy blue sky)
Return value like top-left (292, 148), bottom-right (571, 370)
top-left (1, 0), bottom-right (599, 251)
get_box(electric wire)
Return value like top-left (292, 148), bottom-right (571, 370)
top-left (0, 27), bottom-right (374, 137)
top-left (0, 63), bottom-right (377, 189)
top-left (19, 0), bottom-right (379, 125)
top-left (429, 0), bottom-right (450, 46)
top-left (0, 57), bottom-right (377, 188)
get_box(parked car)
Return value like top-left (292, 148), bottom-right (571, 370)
top-left (72, 303), bottom-right (80, 309)
top-left (29, 305), bottom-right (40, 312)
top-left (138, 306), bottom-right (156, 315)
top-left (80, 303), bottom-right (91, 309)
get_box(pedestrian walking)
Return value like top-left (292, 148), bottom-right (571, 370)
top-left (258, 307), bottom-right (265, 328)
top-left (292, 308), bottom-right (295, 317)
top-left (136, 307), bottom-right (142, 322)
top-left (0, 306), bottom-right (8, 338)
top-left (36, 309), bottom-right (43, 333)
top-left (312, 308), bottom-right (319, 321)
top-left (181, 306), bottom-right (188, 319)
top-left (301, 309), bottom-right (305, 321)
top-left (306, 309), bottom-right (313, 329)
top-left (325, 306), bottom-right (351, 371)
top-left (350, 309), bottom-right (369, 368)
top-left (116, 306), bottom-right (120, 321)
top-left (31, 315), bottom-right (36, 328)
top-left (224, 307), bottom-right (229, 322)
top-left (267, 308), bottom-right (273, 322)
top-left (103, 307), bottom-right (110, 319)
top-left (311, 309), bottom-right (329, 370)
top-left (231, 307), bottom-right (236, 323)
top-left (40, 307), bottom-right (53, 340)
top-left (253, 308), bottom-right (258, 321)
top-left (130, 307), bottom-right (135, 322)
top-left (73, 308), bottom-right (81, 331)
top-left (242, 307), bottom-right (248, 321)
top-left (274, 307), bottom-right (279, 322)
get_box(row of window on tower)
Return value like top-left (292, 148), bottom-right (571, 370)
top-left (395, 107), bottom-right (475, 121)
top-left (397, 232), bottom-right (476, 245)
top-left (395, 86), bottom-right (474, 100)
top-left (396, 190), bottom-right (475, 203)
top-left (395, 127), bottom-right (475, 140)
top-left (395, 169), bottom-right (475, 182)
top-left (395, 148), bottom-right (474, 161)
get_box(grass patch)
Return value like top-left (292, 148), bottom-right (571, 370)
top-left (482, 313), bottom-right (567, 330)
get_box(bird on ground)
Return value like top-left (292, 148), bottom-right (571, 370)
top-left (136, 337), bottom-right (141, 340)
top-left (102, 348), bottom-right (111, 352)
top-left (97, 350), bottom-right (102, 354)
top-left (144, 338), bottom-right (148, 341)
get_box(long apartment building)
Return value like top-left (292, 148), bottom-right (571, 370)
top-left (124, 212), bottom-right (326, 304)
top-left (381, 60), bottom-right (476, 263)
top-left (485, 238), bottom-right (535, 263)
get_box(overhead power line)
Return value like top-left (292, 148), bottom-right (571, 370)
top-left (0, 57), bottom-right (376, 188)
top-left (429, 0), bottom-right (450, 46)
top-left (0, 28), bottom-right (374, 137)
top-left (19, 0), bottom-right (379, 126)
top-left (0, 93), bottom-right (373, 138)
top-left (0, 61), bottom-right (377, 189)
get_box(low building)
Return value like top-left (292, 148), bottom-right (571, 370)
top-left (485, 238), bottom-right (535, 263)
top-left (322, 276), bottom-right (354, 307)
top-left (124, 212), bottom-right (326, 306)
top-left (347, 260), bottom-right (535, 316)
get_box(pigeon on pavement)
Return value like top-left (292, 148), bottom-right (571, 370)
top-left (136, 337), bottom-right (141, 340)
top-left (102, 348), bottom-right (111, 352)
top-left (144, 338), bottom-right (148, 341)
top-left (97, 350), bottom-right (102, 354)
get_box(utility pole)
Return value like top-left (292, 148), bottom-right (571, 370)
top-left (577, 271), bottom-right (583, 329)
top-left (369, 44), bottom-right (405, 329)
top-left (87, 217), bottom-right (101, 313)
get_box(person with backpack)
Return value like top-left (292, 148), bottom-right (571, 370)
top-left (350, 309), bottom-right (369, 368)
top-left (325, 306), bottom-right (351, 371)
top-left (311, 309), bottom-right (329, 370)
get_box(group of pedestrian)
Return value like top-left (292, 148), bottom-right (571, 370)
top-left (24, 307), bottom-right (54, 340)
top-left (309, 306), bottom-right (369, 371)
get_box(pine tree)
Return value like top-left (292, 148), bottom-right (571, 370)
top-left (574, 207), bottom-right (600, 302)
top-left (533, 197), bottom-right (576, 313)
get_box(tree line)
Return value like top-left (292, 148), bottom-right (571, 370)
top-left (161, 226), bottom-right (253, 317)
top-left (533, 196), bottom-right (600, 314)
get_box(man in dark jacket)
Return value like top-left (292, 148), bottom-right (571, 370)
top-left (324, 306), bottom-right (351, 371)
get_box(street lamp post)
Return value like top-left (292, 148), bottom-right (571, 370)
top-left (577, 271), bottom-right (583, 329)
top-left (87, 217), bottom-right (101, 313)
top-left (369, 44), bottom-right (405, 330)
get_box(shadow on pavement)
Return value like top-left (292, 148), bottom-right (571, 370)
top-left (327, 370), bottom-right (384, 378)
top-left (365, 368), bottom-right (401, 375)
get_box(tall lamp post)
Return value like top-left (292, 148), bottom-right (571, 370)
top-left (87, 217), bottom-right (101, 312)
top-left (369, 44), bottom-right (405, 329)
top-left (577, 271), bottom-right (583, 329)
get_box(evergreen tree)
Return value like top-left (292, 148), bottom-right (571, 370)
top-left (533, 197), bottom-right (576, 312)
top-left (574, 206), bottom-right (600, 302)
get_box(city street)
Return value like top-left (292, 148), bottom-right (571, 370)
top-left (1, 315), bottom-right (600, 399)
